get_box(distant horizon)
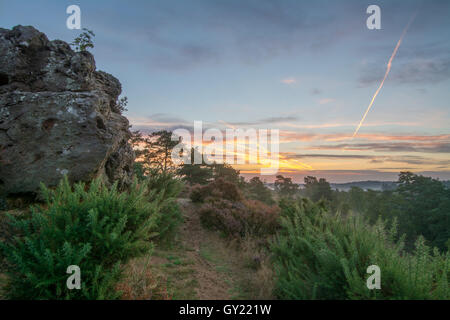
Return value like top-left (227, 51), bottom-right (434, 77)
top-left (240, 170), bottom-right (450, 184)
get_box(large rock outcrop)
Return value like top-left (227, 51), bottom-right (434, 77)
top-left (0, 25), bottom-right (135, 195)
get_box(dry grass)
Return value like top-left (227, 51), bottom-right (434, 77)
top-left (149, 247), bottom-right (200, 300)
top-left (136, 199), bottom-right (276, 300)
top-left (233, 235), bottom-right (275, 300)
top-left (0, 210), bottom-right (18, 300)
top-left (116, 254), bottom-right (172, 300)
top-left (180, 200), bottom-right (276, 300)
top-left (0, 273), bottom-right (7, 300)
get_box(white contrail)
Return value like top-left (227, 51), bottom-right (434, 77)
top-left (352, 15), bottom-right (416, 138)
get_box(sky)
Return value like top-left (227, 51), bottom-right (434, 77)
top-left (1, 0), bottom-right (450, 182)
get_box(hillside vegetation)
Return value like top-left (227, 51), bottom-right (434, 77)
top-left (0, 130), bottom-right (449, 299)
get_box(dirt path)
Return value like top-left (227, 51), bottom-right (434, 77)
top-left (146, 198), bottom-right (254, 300)
top-left (177, 199), bottom-right (234, 299)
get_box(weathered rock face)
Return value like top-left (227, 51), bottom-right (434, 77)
top-left (0, 25), bottom-right (135, 195)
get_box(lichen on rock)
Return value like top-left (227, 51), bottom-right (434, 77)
top-left (0, 25), bottom-right (135, 195)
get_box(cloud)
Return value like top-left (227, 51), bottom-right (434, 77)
top-left (259, 116), bottom-right (299, 123)
top-left (279, 132), bottom-right (319, 142)
top-left (318, 98), bottom-right (335, 105)
top-left (128, 113), bottom-right (195, 133)
top-left (111, 0), bottom-right (366, 69)
top-left (221, 115), bottom-right (300, 126)
top-left (285, 153), bottom-right (373, 160)
top-left (128, 116), bottom-right (450, 149)
top-left (359, 58), bottom-right (450, 87)
top-left (353, 133), bottom-right (450, 142)
top-left (358, 41), bottom-right (450, 87)
top-left (309, 142), bottom-right (450, 153)
top-left (279, 131), bottom-right (450, 143)
top-left (129, 114), bottom-right (301, 133)
top-left (148, 36), bottom-right (221, 70)
top-left (283, 153), bottom-right (450, 167)
top-left (147, 113), bottom-right (187, 124)
top-left (310, 88), bottom-right (322, 95)
top-left (82, 0), bottom-right (450, 72)
top-left (281, 77), bottom-right (297, 85)
top-left (322, 133), bottom-right (450, 142)
top-left (394, 58), bottom-right (450, 84)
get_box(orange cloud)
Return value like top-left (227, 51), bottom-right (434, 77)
top-left (281, 77), bottom-right (297, 85)
top-left (319, 98), bottom-right (335, 105)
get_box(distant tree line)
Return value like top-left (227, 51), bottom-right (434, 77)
top-left (130, 130), bottom-right (450, 252)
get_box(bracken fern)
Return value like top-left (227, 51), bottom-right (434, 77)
top-left (271, 198), bottom-right (449, 300)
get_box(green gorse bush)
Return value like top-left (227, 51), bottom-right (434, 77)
top-left (0, 175), bottom-right (181, 299)
top-left (145, 169), bottom-right (183, 243)
top-left (271, 198), bottom-right (450, 300)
